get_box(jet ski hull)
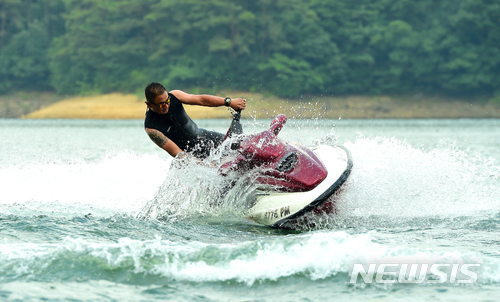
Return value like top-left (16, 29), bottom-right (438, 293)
top-left (247, 145), bottom-right (353, 228)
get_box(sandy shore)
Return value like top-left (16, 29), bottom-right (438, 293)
top-left (4, 92), bottom-right (500, 120)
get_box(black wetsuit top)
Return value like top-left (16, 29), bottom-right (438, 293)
top-left (144, 93), bottom-right (224, 158)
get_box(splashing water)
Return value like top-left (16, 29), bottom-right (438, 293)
top-left (137, 132), bottom-right (500, 230)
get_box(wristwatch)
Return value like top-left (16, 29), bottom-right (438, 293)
top-left (224, 97), bottom-right (232, 107)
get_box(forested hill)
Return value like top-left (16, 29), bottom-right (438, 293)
top-left (1, 0), bottom-right (499, 98)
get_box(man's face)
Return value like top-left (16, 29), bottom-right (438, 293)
top-left (148, 91), bottom-right (171, 114)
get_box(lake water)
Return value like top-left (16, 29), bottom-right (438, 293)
top-left (1, 117), bottom-right (500, 301)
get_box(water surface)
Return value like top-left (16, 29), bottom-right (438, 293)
top-left (1, 118), bottom-right (499, 301)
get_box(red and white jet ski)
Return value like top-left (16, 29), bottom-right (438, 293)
top-left (219, 111), bottom-right (353, 228)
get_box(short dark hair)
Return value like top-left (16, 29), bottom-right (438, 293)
top-left (145, 82), bottom-right (167, 103)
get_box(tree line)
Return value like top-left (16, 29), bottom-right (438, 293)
top-left (1, 0), bottom-right (499, 98)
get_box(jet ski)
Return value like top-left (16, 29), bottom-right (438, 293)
top-left (218, 111), bottom-right (353, 228)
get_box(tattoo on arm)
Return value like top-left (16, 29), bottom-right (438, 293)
top-left (148, 130), bottom-right (169, 147)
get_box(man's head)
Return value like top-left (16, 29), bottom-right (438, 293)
top-left (145, 82), bottom-right (170, 114)
top-left (145, 82), bottom-right (166, 103)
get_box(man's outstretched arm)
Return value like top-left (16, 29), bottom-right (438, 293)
top-left (170, 90), bottom-right (247, 110)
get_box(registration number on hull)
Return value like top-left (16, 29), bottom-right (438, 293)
top-left (264, 206), bottom-right (291, 219)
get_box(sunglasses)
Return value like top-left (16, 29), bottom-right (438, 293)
top-left (151, 94), bottom-right (171, 108)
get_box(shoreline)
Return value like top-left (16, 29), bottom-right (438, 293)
top-left (1, 92), bottom-right (499, 119)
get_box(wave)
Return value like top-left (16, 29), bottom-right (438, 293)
top-left (1, 231), bottom-right (498, 286)
top-left (0, 151), bottom-right (170, 215)
top-left (334, 136), bottom-right (500, 219)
